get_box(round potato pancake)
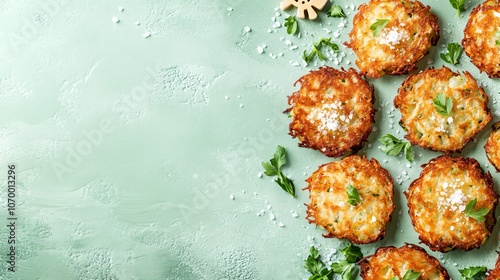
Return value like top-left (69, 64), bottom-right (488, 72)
top-left (462, 0), bottom-right (500, 78)
top-left (287, 67), bottom-right (374, 157)
top-left (305, 155), bottom-right (394, 244)
top-left (394, 67), bottom-right (491, 153)
top-left (345, 0), bottom-right (439, 78)
top-left (405, 156), bottom-right (498, 252)
top-left (360, 244), bottom-right (450, 280)
top-left (487, 253), bottom-right (500, 280)
top-left (485, 121), bottom-right (500, 172)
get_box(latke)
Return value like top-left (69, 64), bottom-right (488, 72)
top-left (394, 67), bottom-right (491, 153)
top-left (305, 155), bottom-right (394, 244)
top-left (345, 0), bottom-right (439, 78)
top-left (462, 0), bottom-right (500, 78)
top-left (405, 156), bottom-right (498, 252)
top-left (485, 121), bottom-right (500, 172)
top-left (360, 244), bottom-right (450, 280)
top-left (287, 67), bottom-right (374, 157)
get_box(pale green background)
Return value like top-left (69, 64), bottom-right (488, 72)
top-left (0, 0), bottom-right (499, 279)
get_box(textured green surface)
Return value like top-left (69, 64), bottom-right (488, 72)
top-left (0, 0), bottom-right (499, 279)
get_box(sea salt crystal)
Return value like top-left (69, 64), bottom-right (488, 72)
top-left (143, 31), bottom-right (151, 38)
top-left (112, 16), bottom-right (120, 23)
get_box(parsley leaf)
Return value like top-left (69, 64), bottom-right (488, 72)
top-left (389, 270), bottom-right (421, 280)
top-left (261, 145), bottom-right (296, 197)
top-left (340, 243), bottom-right (363, 263)
top-left (378, 134), bottom-right (414, 163)
top-left (449, 0), bottom-right (466, 17)
top-left (330, 243), bottom-right (363, 280)
top-left (284, 16), bottom-right (298, 35)
top-left (346, 185), bottom-right (361, 206)
top-left (303, 38), bottom-right (339, 63)
top-left (440, 42), bottom-right (462, 65)
top-left (465, 198), bottom-right (489, 222)
top-left (402, 270), bottom-right (421, 280)
top-left (331, 261), bottom-right (355, 280)
top-left (433, 93), bottom-right (453, 116)
top-left (458, 266), bottom-right (487, 280)
top-left (327, 4), bottom-right (346, 18)
top-left (304, 246), bottom-right (334, 280)
top-left (370, 19), bottom-right (389, 37)
top-left (496, 40), bottom-right (500, 46)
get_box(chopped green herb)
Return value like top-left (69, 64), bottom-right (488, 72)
top-left (370, 19), bottom-right (389, 37)
top-left (346, 185), bottom-right (361, 206)
top-left (465, 198), bottom-right (489, 222)
top-left (262, 145), bottom-right (296, 197)
top-left (389, 270), bottom-right (421, 280)
top-left (440, 42), bottom-right (462, 65)
top-left (433, 93), bottom-right (453, 116)
top-left (284, 16), bottom-right (298, 35)
top-left (327, 4), bottom-right (346, 18)
top-left (378, 134), bottom-right (414, 163)
top-left (303, 38), bottom-right (339, 63)
top-left (458, 266), bottom-right (487, 280)
top-left (449, 0), bottom-right (466, 17)
top-left (496, 40), bottom-right (500, 46)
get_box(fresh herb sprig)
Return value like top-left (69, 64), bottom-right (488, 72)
top-left (390, 270), bottom-right (421, 280)
top-left (370, 19), bottom-right (389, 37)
top-left (304, 246), bottom-right (334, 280)
top-left (262, 145), bottom-right (296, 198)
top-left (378, 134), bottom-right (414, 163)
top-left (346, 185), bottom-right (361, 206)
top-left (303, 38), bottom-right (339, 63)
top-left (465, 198), bottom-right (489, 222)
top-left (458, 266), bottom-right (487, 280)
top-left (449, 0), bottom-right (466, 18)
top-left (284, 16), bottom-right (298, 35)
top-left (440, 42), bottom-right (462, 65)
top-left (304, 243), bottom-right (362, 280)
top-left (433, 93), bottom-right (453, 116)
top-left (327, 4), bottom-right (346, 18)
top-left (331, 243), bottom-right (363, 280)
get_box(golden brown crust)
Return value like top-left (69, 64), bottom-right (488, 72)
top-left (345, 0), bottom-right (439, 78)
top-left (462, 0), bottom-right (500, 78)
top-left (486, 253), bottom-right (500, 280)
top-left (287, 67), bottom-right (374, 157)
top-left (485, 121), bottom-right (500, 172)
top-left (394, 67), bottom-right (491, 153)
top-left (405, 156), bottom-right (498, 252)
top-left (305, 155), bottom-right (394, 244)
top-left (360, 244), bottom-right (450, 280)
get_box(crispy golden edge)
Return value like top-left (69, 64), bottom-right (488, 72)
top-left (287, 67), bottom-right (375, 157)
top-left (405, 156), bottom-right (498, 252)
top-left (360, 243), bottom-right (450, 280)
top-left (485, 121), bottom-right (500, 172)
top-left (304, 155), bottom-right (394, 244)
top-left (345, 0), bottom-right (439, 78)
top-left (462, 0), bottom-right (500, 78)
top-left (394, 67), bottom-right (491, 153)
top-left (486, 253), bottom-right (500, 280)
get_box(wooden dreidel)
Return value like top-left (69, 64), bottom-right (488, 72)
top-left (280, 0), bottom-right (328, 20)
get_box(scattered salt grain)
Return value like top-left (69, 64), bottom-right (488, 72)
top-left (143, 31), bottom-right (151, 38)
top-left (291, 211), bottom-right (299, 218)
top-left (230, 194), bottom-right (235, 200)
top-left (112, 16), bottom-right (120, 23)
top-left (118, 7), bottom-right (124, 12)
top-left (279, 222), bottom-right (285, 227)
top-left (269, 213), bottom-right (276, 220)
top-left (257, 46), bottom-right (264, 54)
top-left (258, 173), bottom-right (263, 178)
top-left (243, 26), bottom-right (251, 33)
